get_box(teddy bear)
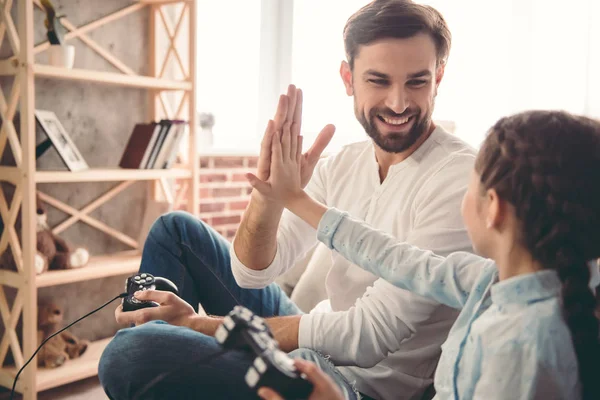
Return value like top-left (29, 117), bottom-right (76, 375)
top-left (37, 302), bottom-right (89, 368)
top-left (0, 192), bottom-right (89, 275)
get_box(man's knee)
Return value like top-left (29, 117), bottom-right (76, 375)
top-left (150, 210), bottom-right (199, 238)
top-left (98, 322), bottom-right (167, 399)
top-left (98, 328), bottom-right (134, 399)
top-left (149, 211), bottom-right (221, 247)
top-left (288, 348), bottom-right (328, 365)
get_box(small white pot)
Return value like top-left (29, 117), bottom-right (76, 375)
top-left (47, 44), bottom-right (75, 69)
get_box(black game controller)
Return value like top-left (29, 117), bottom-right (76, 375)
top-left (215, 306), bottom-right (313, 399)
top-left (122, 272), bottom-right (179, 312)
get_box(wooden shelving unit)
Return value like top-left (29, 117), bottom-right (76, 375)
top-left (33, 64), bottom-right (193, 91)
top-left (0, 1), bottom-right (199, 398)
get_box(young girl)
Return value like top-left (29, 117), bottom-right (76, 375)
top-left (250, 110), bottom-right (600, 400)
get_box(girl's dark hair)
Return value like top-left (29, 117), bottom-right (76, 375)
top-left (343, 0), bottom-right (451, 69)
top-left (475, 110), bottom-right (600, 400)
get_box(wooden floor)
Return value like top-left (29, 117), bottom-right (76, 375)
top-left (0, 377), bottom-right (107, 400)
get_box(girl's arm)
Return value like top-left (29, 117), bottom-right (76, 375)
top-left (287, 193), bottom-right (493, 309)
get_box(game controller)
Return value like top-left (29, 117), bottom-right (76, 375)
top-left (215, 306), bottom-right (313, 399)
top-left (122, 272), bottom-right (179, 312)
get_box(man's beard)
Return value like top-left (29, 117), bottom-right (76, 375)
top-left (357, 104), bottom-right (432, 154)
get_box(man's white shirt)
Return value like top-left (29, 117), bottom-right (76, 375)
top-left (231, 126), bottom-right (477, 399)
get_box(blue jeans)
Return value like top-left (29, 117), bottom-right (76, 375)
top-left (98, 211), bottom-right (360, 399)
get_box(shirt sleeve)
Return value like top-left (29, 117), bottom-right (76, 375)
top-left (299, 278), bottom-right (447, 367)
top-left (230, 158), bottom-right (329, 288)
top-left (317, 207), bottom-right (495, 309)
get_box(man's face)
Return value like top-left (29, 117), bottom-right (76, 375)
top-left (341, 33), bottom-right (443, 153)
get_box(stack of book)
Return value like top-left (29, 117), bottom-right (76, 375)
top-left (118, 119), bottom-right (188, 169)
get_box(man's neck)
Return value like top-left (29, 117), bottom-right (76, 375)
top-left (375, 122), bottom-right (436, 182)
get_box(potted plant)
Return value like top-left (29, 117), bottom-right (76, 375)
top-left (40, 0), bottom-right (74, 69)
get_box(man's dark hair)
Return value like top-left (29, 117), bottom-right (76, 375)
top-left (343, 0), bottom-right (451, 69)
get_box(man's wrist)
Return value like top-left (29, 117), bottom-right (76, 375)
top-left (251, 189), bottom-right (285, 211)
top-left (187, 314), bottom-right (223, 336)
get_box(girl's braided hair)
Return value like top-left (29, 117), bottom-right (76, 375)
top-left (475, 110), bottom-right (600, 400)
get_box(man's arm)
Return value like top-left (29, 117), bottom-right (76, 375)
top-left (188, 314), bottom-right (302, 352)
top-left (232, 86), bottom-right (335, 275)
top-left (233, 88), bottom-right (299, 271)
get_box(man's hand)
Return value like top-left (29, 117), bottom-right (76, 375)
top-left (255, 84), bottom-right (335, 191)
top-left (115, 290), bottom-right (197, 328)
top-left (247, 92), bottom-right (335, 206)
top-left (257, 359), bottom-right (344, 400)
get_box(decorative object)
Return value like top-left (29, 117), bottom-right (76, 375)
top-left (35, 110), bottom-right (88, 172)
top-left (0, 193), bottom-right (90, 275)
top-left (40, 0), bottom-right (75, 68)
top-left (47, 44), bottom-right (75, 69)
top-left (37, 302), bottom-right (89, 368)
top-left (198, 112), bottom-right (215, 150)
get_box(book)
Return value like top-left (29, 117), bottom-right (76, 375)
top-left (145, 120), bottom-right (171, 168)
top-left (118, 123), bottom-right (157, 169)
top-left (139, 122), bottom-right (162, 169)
top-left (163, 122), bottom-right (188, 169)
top-left (153, 120), bottom-right (186, 169)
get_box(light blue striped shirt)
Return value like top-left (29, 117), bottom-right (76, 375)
top-left (317, 208), bottom-right (586, 400)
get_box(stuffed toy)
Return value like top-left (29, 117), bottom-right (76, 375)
top-left (0, 193), bottom-right (89, 274)
top-left (37, 302), bottom-right (89, 368)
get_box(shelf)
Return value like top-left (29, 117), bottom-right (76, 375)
top-left (1, 337), bottom-right (113, 393)
top-left (33, 64), bottom-right (192, 91)
top-left (137, 0), bottom-right (193, 3)
top-left (36, 253), bottom-right (140, 288)
top-left (35, 167), bottom-right (192, 183)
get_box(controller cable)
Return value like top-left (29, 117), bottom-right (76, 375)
top-left (10, 292), bottom-right (128, 400)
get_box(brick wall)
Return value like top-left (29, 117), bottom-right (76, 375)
top-left (195, 154), bottom-right (258, 241)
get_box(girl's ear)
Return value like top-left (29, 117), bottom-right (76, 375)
top-left (485, 188), bottom-right (502, 229)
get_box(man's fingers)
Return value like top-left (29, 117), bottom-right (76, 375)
top-left (245, 173), bottom-right (272, 195)
top-left (305, 124), bottom-right (336, 165)
top-left (259, 120), bottom-right (275, 156)
top-left (114, 304), bottom-right (129, 325)
top-left (273, 95), bottom-right (289, 131)
top-left (257, 387), bottom-right (284, 400)
top-left (133, 289), bottom-right (176, 305)
top-left (291, 89), bottom-right (303, 137)
top-left (115, 305), bottom-right (147, 326)
top-left (285, 85), bottom-right (297, 124)
top-left (257, 120), bottom-right (275, 180)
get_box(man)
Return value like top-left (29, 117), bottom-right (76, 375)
top-left (98, 1), bottom-right (476, 399)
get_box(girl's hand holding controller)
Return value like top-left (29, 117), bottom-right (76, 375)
top-left (257, 359), bottom-right (343, 400)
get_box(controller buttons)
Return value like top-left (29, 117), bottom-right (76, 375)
top-left (223, 316), bottom-right (235, 330)
top-left (245, 366), bottom-right (259, 388)
top-left (141, 273), bottom-right (147, 278)
top-left (254, 357), bottom-right (267, 373)
top-left (250, 318), bottom-right (265, 331)
top-left (274, 350), bottom-right (295, 372)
